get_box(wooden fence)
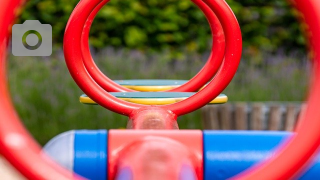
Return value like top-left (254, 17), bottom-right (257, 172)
top-left (202, 102), bottom-right (305, 131)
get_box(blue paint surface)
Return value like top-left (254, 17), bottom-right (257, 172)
top-left (74, 130), bottom-right (107, 180)
top-left (203, 131), bottom-right (320, 180)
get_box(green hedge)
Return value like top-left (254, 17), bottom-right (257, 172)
top-left (19, 0), bottom-right (306, 55)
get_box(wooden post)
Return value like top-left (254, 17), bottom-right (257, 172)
top-left (220, 104), bottom-right (232, 130)
top-left (201, 102), bottom-right (303, 131)
top-left (284, 104), bottom-right (297, 131)
top-left (234, 103), bottom-right (247, 130)
top-left (251, 103), bottom-right (263, 130)
top-left (202, 105), bottom-right (219, 130)
top-left (268, 105), bottom-right (282, 130)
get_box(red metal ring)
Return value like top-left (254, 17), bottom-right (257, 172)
top-left (80, 0), bottom-right (225, 92)
top-left (0, 0), bottom-right (83, 179)
top-left (64, 0), bottom-right (241, 116)
top-left (65, 0), bottom-right (141, 116)
top-left (230, 0), bottom-right (320, 179)
top-left (1, 0), bottom-right (320, 179)
top-left (166, 0), bottom-right (242, 116)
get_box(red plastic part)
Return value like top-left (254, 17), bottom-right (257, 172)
top-left (0, 0), bottom-right (84, 179)
top-left (81, 0), bottom-right (225, 93)
top-left (64, 0), bottom-right (241, 116)
top-left (165, 0), bottom-right (242, 116)
top-left (115, 137), bottom-right (197, 180)
top-left (108, 130), bottom-right (203, 180)
top-left (65, 0), bottom-right (141, 116)
top-left (230, 0), bottom-right (320, 179)
top-left (127, 107), bottom-right (178, 129)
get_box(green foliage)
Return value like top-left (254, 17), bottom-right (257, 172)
top-left (227, 0), bottom-right (306, 64)
top-left (19, 0), bottom-right (305, 56)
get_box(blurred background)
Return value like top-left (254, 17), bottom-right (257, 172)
top-left (9, 0), bottom-right (310, 145)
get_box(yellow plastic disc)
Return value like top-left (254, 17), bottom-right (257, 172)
top-left (80, 92), bottom-right (228, 105)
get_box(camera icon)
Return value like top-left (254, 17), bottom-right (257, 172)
top-left (12, 20), bottom-right (52, 56)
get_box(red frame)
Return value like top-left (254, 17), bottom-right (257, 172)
top-left (64, 0), bottom-right (242, 117)
top-left (0, 0), bottom-right (320, 179)
top-left (80, 0), bottom-right (225, 93)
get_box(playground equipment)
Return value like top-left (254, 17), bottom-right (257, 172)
top-left (113, 80), bottom-right (189, 91)
top-left (78, 0), bottom-right (226, 93)
top-left (79, 93), bottom-right (228, 105)
top-left (1, 0), bottom-right (320, 179)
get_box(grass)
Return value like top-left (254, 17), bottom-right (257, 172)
top-left (8, 48), bottom-right (309, 145)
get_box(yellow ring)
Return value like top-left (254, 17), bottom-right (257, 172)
top-left (122, 85), bottom-right (180, 92)
top-left (80, 95), bottom-right (228, 105)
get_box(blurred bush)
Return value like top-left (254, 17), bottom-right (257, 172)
top-left (19, 0), bottom-right (306, 57)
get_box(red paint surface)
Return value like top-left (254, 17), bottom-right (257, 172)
top-left (64, 0), bottom-right (241, 116)
top-left (0, 0), bottom-right (84, 179)
top-left (230, 0), bottom-right (320, 179)
top-left (128, 107), bottom-right (178, 129)
top-left (108, 130), bottom-right (203, 180)
top-left (81, 0), bottom-right (225, 93)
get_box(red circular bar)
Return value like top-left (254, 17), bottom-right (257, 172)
top-left (166, 0), bottom-right (242, 115)
top-left (169, 0), bottom-right (224, 92)
top-left (0, 0), bottom-right (84, 179)
top-left (64, 0), bottom-right (241, 116)
top-left (65, 0), bottom-right (142, 116)
top-left (82, 0), bottom-right (131, 92)
top-left (230, 0), bottom-right (320, 179)
top-left (81, 0), bottom-right (225, 92)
